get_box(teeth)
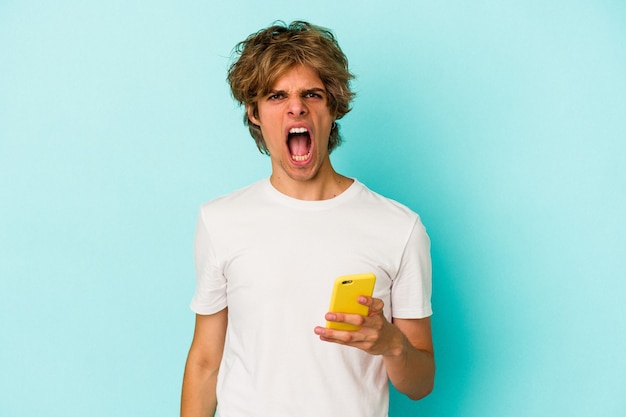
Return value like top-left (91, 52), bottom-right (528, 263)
top-left (291, 152), bottom-right (311, 162)
top-left (289, 127), bottom-right (308, 134)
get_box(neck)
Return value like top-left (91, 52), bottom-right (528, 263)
top-left (270, 167), bottom-right (354, 201)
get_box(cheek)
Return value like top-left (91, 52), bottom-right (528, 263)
top-left (319, 124), bottom-right (333, 143)
top-left (259, 125), bottom-right (285, 150)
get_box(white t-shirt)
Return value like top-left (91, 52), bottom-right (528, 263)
top-left (191, 178), bottom-right (432, 417)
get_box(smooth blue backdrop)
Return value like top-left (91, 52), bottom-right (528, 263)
top-left (1, 1), bottom-right (625, 416)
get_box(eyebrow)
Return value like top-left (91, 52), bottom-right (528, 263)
top-left (301, 87), bottom-right (326, 95)
top-left (302, 87), bottom-right (326, 94)
top-left (267, 87), bottom-right (327, 96)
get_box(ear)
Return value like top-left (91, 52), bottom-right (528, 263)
top-left (246, 105), bottom-right (261, 126)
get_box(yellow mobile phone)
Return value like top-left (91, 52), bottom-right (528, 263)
top-left (326, 273), bottom-right (376, 331)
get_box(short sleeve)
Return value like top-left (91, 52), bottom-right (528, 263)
top-left (391, 217), bottom-right (433, 319)
top-left (190, 208), bottom-right (228, 314)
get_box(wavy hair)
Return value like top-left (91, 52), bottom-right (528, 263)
top-left (227, 21), bottom-right (355, 154)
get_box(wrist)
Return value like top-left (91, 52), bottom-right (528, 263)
top-left (382, 325), bottom-right (409, 358)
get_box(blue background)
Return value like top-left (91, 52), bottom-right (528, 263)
top-left (1, 1), bottom-right (625, 416)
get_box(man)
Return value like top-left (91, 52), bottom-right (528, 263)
top-left (181, 21), bottom-right (434, 417)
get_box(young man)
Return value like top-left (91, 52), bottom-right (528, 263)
top-left (181, 21), bottom-right (434, 417)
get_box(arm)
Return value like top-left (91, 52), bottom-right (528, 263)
top-left (181, 309), bottom-right (228, 417)
top-left (314, 297), bottom-right (435, 400)
top-left (383, 316), bottom-right (435, 400)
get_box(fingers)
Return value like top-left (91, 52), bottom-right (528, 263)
top-left (325, 311), bottom-right (366, 327)
top-left (314, 325), bottom-right (353, 343)
top-left (314, 323), bottom-right (377, 344)
top-left (357, 295), bottom-right (384, 315)
top-left (314, 323), bottom-right (383, 352)
top-left (315, 296), bottom-right (396, 355)
top-left (325, 296), bottom-right (385, 328)
top-left (316, 297), bottom-right (386, 340)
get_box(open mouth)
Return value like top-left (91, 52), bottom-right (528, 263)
top-left (287, 127), bottom-right (312, 162)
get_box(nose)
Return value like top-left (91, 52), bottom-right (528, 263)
top-left (287, 96), bottom-right (307, 117)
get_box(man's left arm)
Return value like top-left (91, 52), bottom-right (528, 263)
top-left (383, 316), bottom-right (435, 400)
top-left (314, 296), bottom-right (435, 400)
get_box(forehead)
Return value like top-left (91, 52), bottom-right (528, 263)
top-left (270, 65), bottom-right (325, 90)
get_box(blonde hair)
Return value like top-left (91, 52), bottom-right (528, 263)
top-left (227, 21), bottom-right (355, 154)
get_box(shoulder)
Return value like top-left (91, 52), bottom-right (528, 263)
top-left (352, 180), bottom-right (420, 223)
top-left (199, 179), bottom-right (268, 215)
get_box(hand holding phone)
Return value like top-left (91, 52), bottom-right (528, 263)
top-left (326, 273), bottom-right (376, 331)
